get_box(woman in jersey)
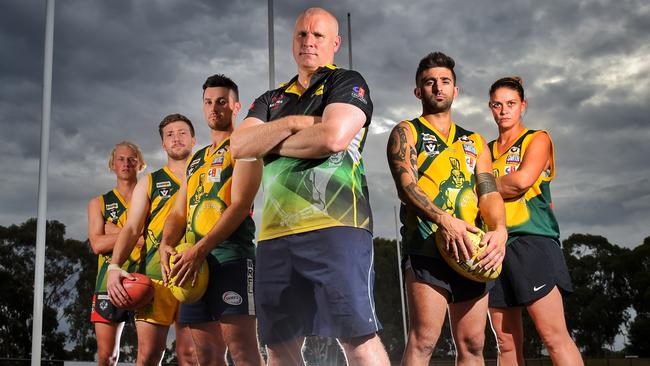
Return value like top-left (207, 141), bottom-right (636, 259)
top-left (484, 77), bottom-right (583, 365)
top-left (87, 141), bottom-right (145, 366)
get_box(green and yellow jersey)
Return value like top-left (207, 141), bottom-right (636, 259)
top-left (184, 140), bottom-right (255, 263)
top-left (489, 129), bottom-right (559, 244)
top-left (142, 167), bottom-right (181, 280)
top-left (95, 189), bottom-right (141, 292)
top-left (246, 65), bottom-right (374, 240)
top-left (400, 117), bottom-right (484, 258)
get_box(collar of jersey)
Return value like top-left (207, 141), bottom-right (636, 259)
top-left (492, 127), bottom-right (529, 158)
top-left (282, 64), bottom-right (338, 96)
top-left (417, 116), bottom-right (457, 146)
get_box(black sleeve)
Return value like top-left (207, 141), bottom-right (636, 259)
top-left (325, 69), bottom-right (373, 127)
top-left (245, 91), bottom-right (272, 122)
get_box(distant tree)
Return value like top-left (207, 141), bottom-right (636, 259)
top-left (373, 237), bottom-right (407, 360)
top-left (562, 234), bottom-right (631, 356)
top-left (0, 219), bottom-right (70, 360)
top-left (623, 236), bottom-right (650, 356)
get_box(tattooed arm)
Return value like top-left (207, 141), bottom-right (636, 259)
top-left (386, 121), bottom-right (478, 260)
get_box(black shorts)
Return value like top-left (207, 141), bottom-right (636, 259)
top-left (255, 227), bottom-right (381, 345)
top-left (406, 254), bottom-right (494, 304)
top-left (90, 292), bottom-right (131, 323)
top-left (178, 257), bottom-right (255, 324)
top-left (489, 235), bottom-right (573, 308)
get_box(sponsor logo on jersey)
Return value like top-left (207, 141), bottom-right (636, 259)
top-left (159, 188), bottom-right (170, 198)
top-left (106, 203), bottom-right (118, 210)
top-left (351, 86), bottom-right (368, 104)
top-left (422, 133), bottom-right (439, 157)
top-left (465, 157), bottom-right (476, 171)
top-left (509, 146), bottom-right (520, 153)
top-left (506, 153), bottom-right (520, 164)
top-left (312, 84), bottom-right (324, 97)
top-left (505, 165), bottom-right (518, 174)
top-left (222, 291), bottom-right (243, 306)
top-left (212, 156), bottom-right (224, 166)
top-left (156, 181), bottom-right (171, 189)
top-left (462, 143), bottom-right (477, 157)
top-left (269, 94), bottom-right (285, 111)
top-left (216, 147), bottom-right (228, 156)
top-left (207, 167), bottom-right (221, 183)
top-left (187, 158), bottom-right (201, 176)
top-left (459, 135), bottom-right (473, 143)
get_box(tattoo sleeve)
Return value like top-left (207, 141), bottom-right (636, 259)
top-left (476, 172), bottom-right (498, 197)
top-left (387, 124), bottom-right (446, 223)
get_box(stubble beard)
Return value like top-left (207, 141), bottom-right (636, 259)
top-left (168, 147), bottom-right (192, 161)
top-left (423, 96), bottom-right (453, 115)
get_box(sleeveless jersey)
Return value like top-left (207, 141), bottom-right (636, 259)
top-left (400, 117), bottom-right (484, 258)
top-left (185, 140), bottom-right (255, 263)
top-left (95, 189), bottom-right (141, 292)
top-left (142, 167), bottom-right (181, 280)
top-left (489, 129), bottom-right (559, 243)
top-left (246, 65), bottom-right (373, 241)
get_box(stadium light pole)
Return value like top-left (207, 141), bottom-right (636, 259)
top-left (394, 206), bottom-right (408, 346)
top-left (32, 0), bottom-right (55, 364)
top-left (268, 0), bottom-right (275, 89)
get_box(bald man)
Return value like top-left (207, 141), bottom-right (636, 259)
top-left (231, 7), bottom-right (390, 366)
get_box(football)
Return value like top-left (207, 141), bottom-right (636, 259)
top-left (121, 273), bottom-right (154, 309)
top-left (435, 229), bottom-right (501, 282)
top-left (168, 242), bottom-right (209, 303)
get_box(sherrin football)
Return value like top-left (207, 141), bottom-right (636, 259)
top-left (168, 242), bottom-right (209, 303)
top-left (121, 273), bottom-right (154, 310)
top-left (435, 229), bottom-right (501, 282)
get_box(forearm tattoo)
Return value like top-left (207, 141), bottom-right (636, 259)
top-left (476, 172), bottom-right (498, 197)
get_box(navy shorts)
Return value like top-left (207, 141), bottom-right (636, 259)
top-left (405, 254), bottom-right (494, 304)
top-left (178, 257), bottom-right (255, 324)
top-left (489, 235), bottom-right (573, 308)
top-left (255, 227), bottom-right (381, 345)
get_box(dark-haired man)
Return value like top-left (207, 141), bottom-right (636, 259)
top-left (160, 75), bottom-right (263, 365)
top-left (231, 7), bottom-right (389, 366)
top-left (106, 114), bottom-right (196, 365)
top-left (386, 51), bottom-right (507, 365)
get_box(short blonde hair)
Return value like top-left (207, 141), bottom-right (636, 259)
top-left (108, 141), bottom-right (146, 172)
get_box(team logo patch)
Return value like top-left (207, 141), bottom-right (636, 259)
top-left (462, 143), bottom-right (477, 157)
top-left (159, 188), bottom-right (170, 198)
top-left (351, 86), bottom-right (368, 104)
top-left (207, 167), bottom-right (221, 183)
top-left (222, 291), bottom-right (243, 306)
top-left (156, 181), bottom-right (171, 189)
top-left (422, 133), bottom-right (439, 157)
top-left (108, 210), bottom-right (118, 221)
top-left (99, 299), bottom-right (109, 311)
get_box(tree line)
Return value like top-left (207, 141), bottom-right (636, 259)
top-left (0, 218), bottom-right (648, 362)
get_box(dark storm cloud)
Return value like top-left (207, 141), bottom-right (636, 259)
top-left (1, 0), bottom-right (648, 248)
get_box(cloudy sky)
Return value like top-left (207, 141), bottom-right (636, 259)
top-left (2, 0), bottom-right (649, 249)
